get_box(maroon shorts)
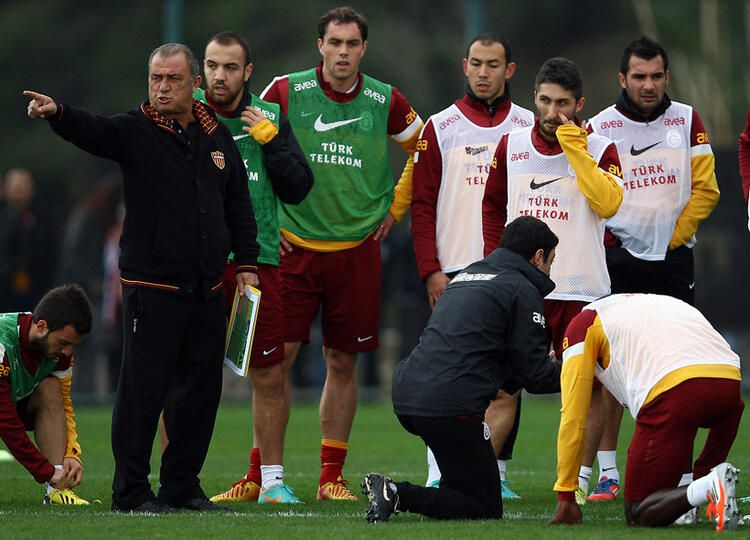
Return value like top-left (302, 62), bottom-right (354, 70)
top-left (222, 263), bottom-right (284, 368)
top-left (280, 239), bottom-right (381, 353)
top-left (544, 299), bottom-right (588, 359)
top-left (625, 377), bottom-right (744, 501)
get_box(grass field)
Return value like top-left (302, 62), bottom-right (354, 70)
top-left (1, 395), bottom-right (749, 539)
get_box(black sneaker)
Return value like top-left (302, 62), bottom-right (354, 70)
top-left (111, 498), bottom-right (178, 514)
top-left (176, 496), bottom-right (233, 512)
top-left (361, 473), bottom-right (399, 523)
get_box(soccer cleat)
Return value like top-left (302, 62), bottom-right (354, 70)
top-left (361, 472), bottom-right (399, 523)
top-left (575, 486), bottom-right (587, 505)
top-left (674, 507), bottom-right (697, 525)
top-left (44, 488), bottom-right (90, 505)
top-left (426, 479), bottom-right (440, 488)
top-left (501, 480), bottom-right (521, 499)
top-left (705, 462), bottom-right (740, 533)
top-left (317, 476), bottom-right (358, 501)
top-left (209, 477), bottom-right (260, 503)
top-left (587, 476), bottom-right (620, 502)
top-left (258, 483), bottom-right (302, 504)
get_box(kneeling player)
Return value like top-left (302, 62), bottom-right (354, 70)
top-left (0, 284), bottom-right (92, 505)
top-left (550, 294), bottom-right (744, 532)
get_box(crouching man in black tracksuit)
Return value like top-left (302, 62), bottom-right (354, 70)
top-left (362, 216), bottom-right (561, 522)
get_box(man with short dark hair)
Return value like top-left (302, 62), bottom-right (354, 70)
top-left (0, 284), bottom-right (91, 505)
top-left (197, 31), bottom-right (313, 506)
top-left (361, 216), bottom-right (561, 522)
top-left (25, 42), bottom-right (260, 513)
top-left (582, 36), bottom-right (720, 509)
top-left (411, 32), bottom-right (534, 497)
top-left (260, 6), bottom-right (423, 501)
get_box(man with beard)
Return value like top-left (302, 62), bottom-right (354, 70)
top-left (580, 37), bottom-right (720, 511)
top-left (482, 57), bottom-right (623, 374)
top-left (411, 33), bottom-right (533, 498)
top-left (0, 284), bottom-right (92, 505)
top-left (197, 31), bottom-right (313, 506)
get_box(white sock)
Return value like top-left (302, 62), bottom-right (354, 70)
top-left (578, 465), bottom-right (592, 493)
top-left (597, 450), bottom-right (619, 481)
top-left (46, 464), bottom-right (64, 494)
top-left (686, 473), bottom-right (712, 507)
top-left (426, 447), bottom-right (441, 485)
top-left (678, 472), bottom-right (693, 487)
top-left (260, 464), bottom-right (284, 489)
top-left (497, 459), bottom-right (507, 481)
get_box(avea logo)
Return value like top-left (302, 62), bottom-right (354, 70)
top-left (510, 151), bottom-right (529, 162)
top-left (599, 120), bottom-right (623, 129)
top-left (438, 114), bottom-right (460, 130)
top-left (664, 117), bottom-right (685, 126)
top-left (511, 115), bottom-right (532, 127)
top-left (293, 79), bottom-right (318, 92)
top-left (364, 87), bottom-right (386, 104)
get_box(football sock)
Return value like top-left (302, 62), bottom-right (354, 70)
top-left (247, 447), bottom-right (262, 485)
top-left (261, 464), bottom-right (284, 489)
top-left (686, 473), bottom-right (712, 506)
top-left (46, 465), bottom-right (64, 494)
top-left (497, 459), bottom-right (507, 482)
top-left (678, 472), bottom-right (693, 487)
top-left (597, 450), bottom-right (619, 481)
top-left (426, 447), bottom-right (441, 485)
top-left (320, 438), bottom-right (348, 486)
top-left (578, 465), bottom-right (592, 493)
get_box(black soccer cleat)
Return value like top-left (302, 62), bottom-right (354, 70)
top-left (361, 472), bottom-right (399, 523)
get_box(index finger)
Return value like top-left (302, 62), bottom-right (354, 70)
top-left (557, 112), bottom-right (570, 124)
top-left (22, 90), bottom-right (44, 100)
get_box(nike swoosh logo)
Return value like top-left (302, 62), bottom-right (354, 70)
top-left (357, 335), bottom-right (373, 343)
top-left (629, 141), bottom-right (660, 156)
top-left (262, 347), bottom-right (278, 356)
top-left (382, 484), bottom-right (390, 502)
top-left (313, 114), bottom-right (362, 132)
top-left (233, 133), bottom-right (250, 141)
top-left (261, 494), bottom-right (282, 503)
top-left (529, 176), bottom-right (564, 190)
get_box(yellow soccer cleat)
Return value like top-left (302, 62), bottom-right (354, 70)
top-left (317, 476), bottom-right (358, 501)
top-left (575, 486), bottom-right (587, 506)
top-left (210, 477), bottom-right (260, 503)
top-left (44, 488), bottom-right (90, 505)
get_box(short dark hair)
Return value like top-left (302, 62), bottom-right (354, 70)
top-left (32, 284), bottom-right (92, 335)
top-left (148, 43), bottom-right (201, 83)
top-left (620, 35), bottom-right (669, 75)
top-left (207, 31), bottom-right (252, 67)
top-left (465, 32), bottom-right (512, 63)
top-left (318, 6), bottom-right (368, 41)
top-left (534, 57), bottom-right (583, 101)
top-left (499, 216), bottom-right (558, 261)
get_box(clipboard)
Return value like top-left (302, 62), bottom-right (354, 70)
top-left (224, 285), bottom-right (261, 377)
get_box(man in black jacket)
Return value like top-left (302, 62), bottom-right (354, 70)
top-left (362, 216), bottom-right (561, 522)
top-left (24, 43), bottom-right (260, 513)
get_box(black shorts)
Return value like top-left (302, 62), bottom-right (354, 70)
top-left (606, 245), bottom-right (694, 305)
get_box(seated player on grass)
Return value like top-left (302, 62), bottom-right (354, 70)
top-left (550, 293), bottom-right (744, 532)
top-left (0, 284), bottom-right (92, 505)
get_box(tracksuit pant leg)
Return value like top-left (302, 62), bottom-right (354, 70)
top-left (395, 415), bottom-right (502, 520)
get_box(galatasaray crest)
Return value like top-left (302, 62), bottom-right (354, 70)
top-left (211, 151), bottom-right (226, 170)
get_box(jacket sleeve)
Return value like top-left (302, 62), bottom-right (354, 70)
top-left (482, 135), bottom-right (510, 255)
top-left (556, 124), bottom-right (623, 219)
top-left (505, 282), bottom-right (561, 394)
top-left (669, 109), bottom-right (720, 249)
top-left (0, 356), bottom-right (54, 483)
top-left (411, 120), bottom-right (443, 281)
top-left (48, 104), bottom-right (128, 162)
top-left (739, 107), bottom-right (750, 203)
top-left (260, 113), bottom-right (314, 205)
top-left (224, 136), bottom-right (260, 270)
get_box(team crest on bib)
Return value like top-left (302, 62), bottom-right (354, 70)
top-left (211, 151), bottom-right (225, 170)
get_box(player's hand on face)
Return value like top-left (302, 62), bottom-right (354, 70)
top-left (549, 499), bottom-right (583, 525)
top-left (49, 467), bottom-right (66, 489)
top-left (557, 112), bottom-right (575, 126)
top-left (23, 90), bottom-right (58, 119)
top-left (63, 457), bottom-right (83, 488)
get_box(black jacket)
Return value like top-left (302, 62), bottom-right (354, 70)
top-left (392, 248), bottom-right (561, 419)
top-left (48, 101), bottom-right (259, 297)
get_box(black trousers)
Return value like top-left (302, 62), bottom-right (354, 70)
top-left (111, 285), bottom-right (226, 508)
top-left (395, 414), bottom-right (502, 520)
top-left (606, 245), bottom-right (695, 305)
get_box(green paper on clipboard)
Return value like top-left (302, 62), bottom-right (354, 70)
top-left (224, 285), bottom-right (261, 377)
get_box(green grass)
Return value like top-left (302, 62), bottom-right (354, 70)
top-left (1, 396), bottom-right (749, 539)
